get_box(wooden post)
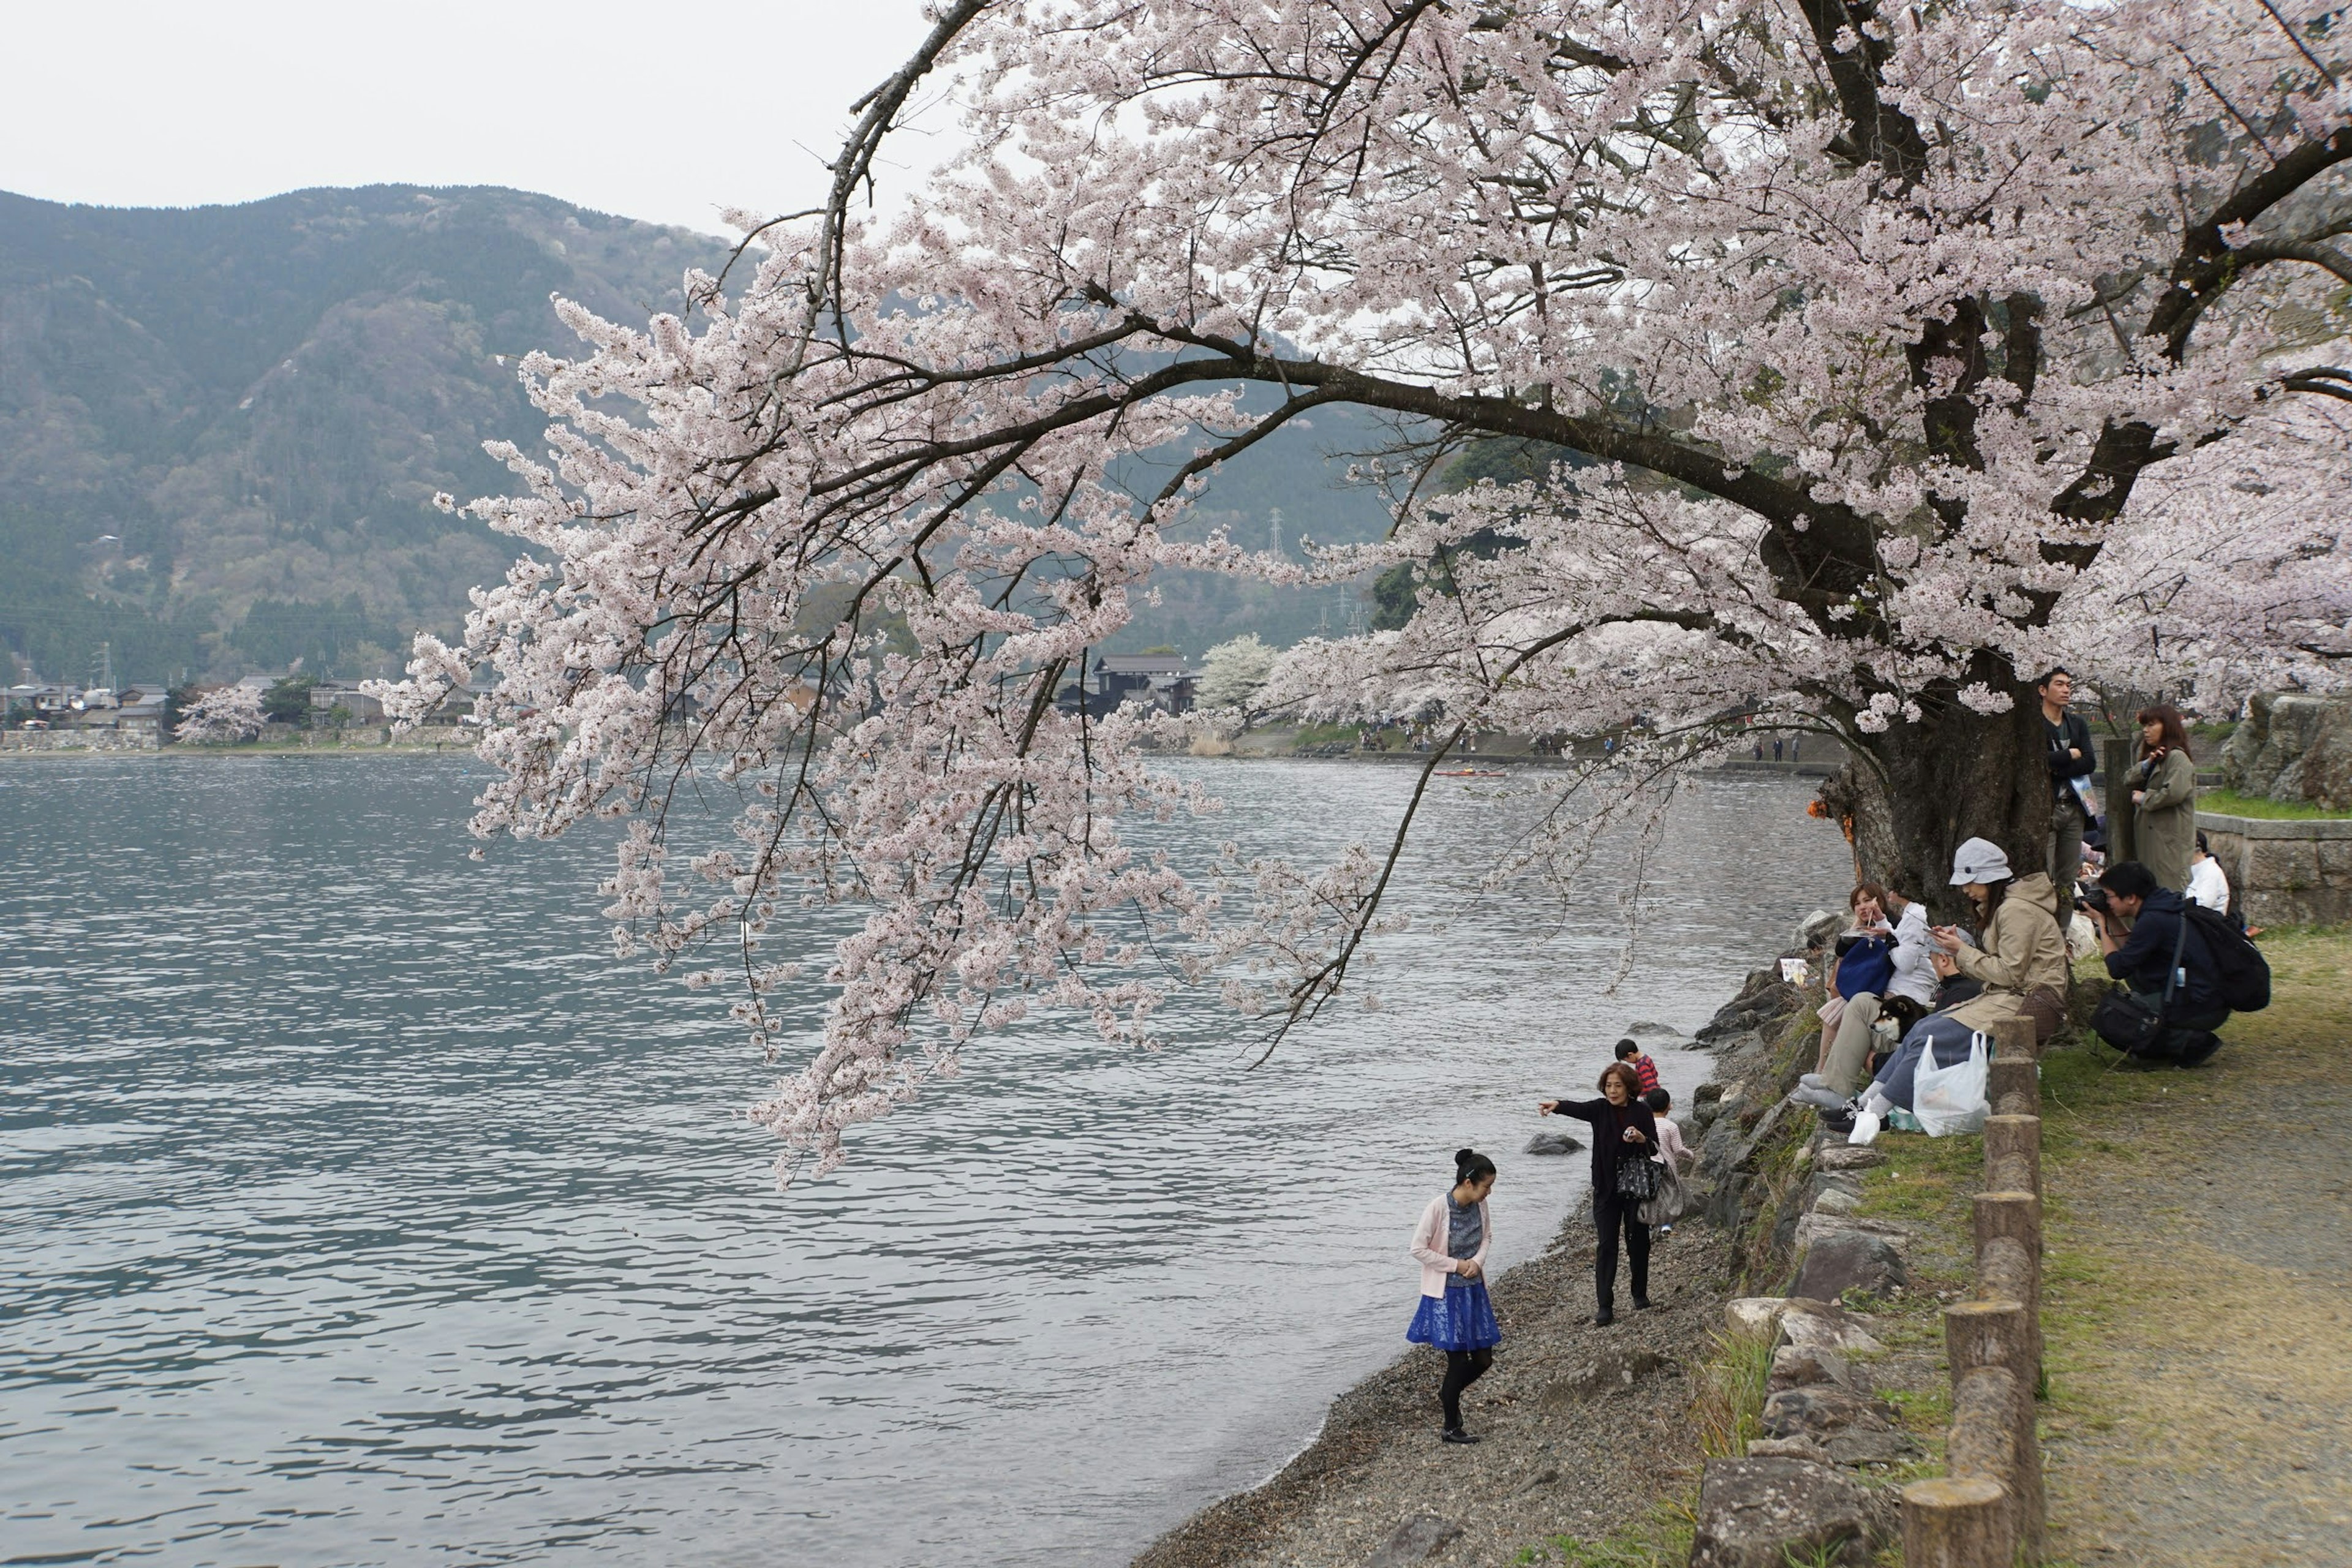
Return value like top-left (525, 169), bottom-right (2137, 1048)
top-left (1948, 1299), bottom-right (2046, 1559)
top-left (1903, 1476), bottom-right (2013, 1568)
top-left (1947, 1299), bottom-right (2032, 1382)
top-left (1987, 1056), bottom-right (2040, 1117)
top-left (1989, 1015), bottom-right (2039, 1064)
top-left (1985, 1114), bottom-right (2042, 1196)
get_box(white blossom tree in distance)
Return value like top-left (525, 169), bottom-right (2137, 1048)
top-left (173, 685), bottom-right (267, 745)
top-left (379, 0), bottom-right (2352, 1174)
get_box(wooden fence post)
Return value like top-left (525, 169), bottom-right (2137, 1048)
top-left (1902, 1476), bottom-right (2011, 1567)
top-left (1984, 1114), bottom-right (2041, 1198)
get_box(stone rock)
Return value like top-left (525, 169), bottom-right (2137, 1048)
top-left (1744, 1435), bottom-right (1825, 1460)
top-left (1810, 1188), bottom-right (1860, 1217)
top-left (1694, 1082), bottom-right (1727, 1107)
top-left (1826, 1429), bottom-right (1922, 1468)
top-left (1796, 908), bottom-right (1845, 949)
top-left (1766, 1343), bottom-right (1855, 1395)
top-left (1525, 1130), bottom-right (1587, 1156)
top-left (1697, 972), bottom-right (1803, 1041)
top-left (1777, 1299), bottom-right (1885, 1355)
top-left (1624, 1020), bottom-right (1686, 1037)
top-left (1539, 1346), bottom-right (1667, 1408)
top-left (1793, 1232), bottom-right (1909, 1303)
top-left (1698, 1106), bottom-right (1749, 1175)
top-left (1689, 1457), bottom-right (1888, 1568)
top-left (2223, 691), bottom-right (2352, 809)
top-left (1517, 1466), bottom-right (1562, 1494)
top-left (1728, 1097), bottom-right (1794, 1175)
top-left (1813, 1145), bottom-right (1885, 1173)
top-left (1760, 1384), bottom-right (1896, 1439)
top-left (1726, 1297), bottom-right (1790, 1337)
top-left (1366, 1513), bottom-right (1463, 1568)
top-left (1794, 1213), bottom-right (1915, 1253)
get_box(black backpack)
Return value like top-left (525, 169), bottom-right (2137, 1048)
top-left (2182, 905), bottom-right (2271, 1012)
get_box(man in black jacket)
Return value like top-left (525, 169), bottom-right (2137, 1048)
top-left (2040, 668), bottom-right (2097, 895)
top-left (2088, 861), bottom-right (2230, 1066)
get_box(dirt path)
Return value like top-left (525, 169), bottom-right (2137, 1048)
top-left (2040, 931), bottom-right (2352, 1566)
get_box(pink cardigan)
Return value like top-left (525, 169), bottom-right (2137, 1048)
top-left (1409, 1194), bottom-right (1491, 1299)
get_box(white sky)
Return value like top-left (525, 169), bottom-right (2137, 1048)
top-left (0, 0), bottom-right (943, 235)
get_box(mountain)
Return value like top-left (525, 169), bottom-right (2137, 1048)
top-left (0, 184), bottom-right (732, 683)
top-left (0, 184), bottom-right (1400, 684)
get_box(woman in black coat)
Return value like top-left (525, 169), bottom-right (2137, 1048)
top-left (1539, 1061), bottom-right (1658, 1325)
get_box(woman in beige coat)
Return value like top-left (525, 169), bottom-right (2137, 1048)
top-left (2131, 706), bottom-right (2198, 892)
top-left (1930, 837), bottom-right (2070, 1046)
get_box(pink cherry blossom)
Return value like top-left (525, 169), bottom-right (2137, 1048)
top-left (372, 0), bottom-right (2352, 1174)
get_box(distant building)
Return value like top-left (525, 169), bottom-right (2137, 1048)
top-left (1068, 654), bottom-right (1200, 716)
top-left (309, 685), bottom-right (387, 723)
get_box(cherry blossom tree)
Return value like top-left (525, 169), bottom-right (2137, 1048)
top-left (1196, 634), bottom-right (1278, 717)
top-left (378, 0), bottom-right (2352, 1173)
top-left (172, 685), bottom-right (267, 745)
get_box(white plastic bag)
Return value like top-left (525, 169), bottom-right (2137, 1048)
top-left (1912, 1031), bottom-right (1991, 1137)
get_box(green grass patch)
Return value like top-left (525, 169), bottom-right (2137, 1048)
top-left (1511, 1498), bottom-right (1697, 1566)
top-left (1289, 721), bottom-right (1361, 749)
top-left (2196, 787), bottom-right (2352, 819)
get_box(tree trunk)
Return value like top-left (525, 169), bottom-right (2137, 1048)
top-left (1833, 654), bottom-right (2054, 927)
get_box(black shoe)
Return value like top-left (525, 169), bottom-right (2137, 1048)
top-left (1632, 1295), bottom-right (1653, 1311)
top-left (1440, 1427), bottom-right (1480, 1444)
top-left (1595, 1306), bottom-right (1616, 1326)
top-left (2177, 1032), bottom-right (2225, 1068)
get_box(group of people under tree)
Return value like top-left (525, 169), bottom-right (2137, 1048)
top-left (1397, 668), bottom-right (2264, 1444)
top-left (1405, 1041), bottom-right (1689, 1444)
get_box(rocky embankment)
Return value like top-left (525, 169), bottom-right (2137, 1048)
top-left (1137, 941), bottom-right (1940, 1568)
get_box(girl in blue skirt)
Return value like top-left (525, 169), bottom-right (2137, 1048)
top-left (1407, 1147), bottom-right (1500, 1444)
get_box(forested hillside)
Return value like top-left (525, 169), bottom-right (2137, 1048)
top-left (0, 184), bottom-right (1400, 684)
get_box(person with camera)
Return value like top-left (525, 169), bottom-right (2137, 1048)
top-left (2128, 705), bottom-right (2199, 892)
top-left (2085, 860), bottom-right (2230, 1067)
top-left (2039, 669), bottom-right (2097, 894)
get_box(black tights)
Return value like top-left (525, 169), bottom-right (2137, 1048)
top-left (1439, 1348), bottom-right (1493, 1430)
top-left (1593, 1192), bottom-right (1651, 1311)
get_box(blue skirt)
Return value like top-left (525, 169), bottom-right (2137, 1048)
top-left (1406, 1281), bottom-right (1501, 1351)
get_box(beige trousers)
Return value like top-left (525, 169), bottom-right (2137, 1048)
top-left (1821, 992), bottom-right (1883, 1096)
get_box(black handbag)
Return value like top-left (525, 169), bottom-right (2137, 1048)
top-left (1613, 1152), bottom-right (1660, 1202)
top-left (2090, 986), bottom-right (2163, 1052)
top-left (2090, 913), bottom-right (2190, 1054)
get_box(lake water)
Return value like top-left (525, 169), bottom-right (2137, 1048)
top-left (1, 756), bottom-right (1847, 1567)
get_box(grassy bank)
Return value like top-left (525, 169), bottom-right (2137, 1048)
top-left (2196, 788), bottom-right (2352, 820)
top-left (1835, 931), bottom-right (2352, 1566)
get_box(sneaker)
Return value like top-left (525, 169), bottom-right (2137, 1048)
top-left (1440, 1427), bottom-right (1481, 1445)
top-left (1790, 1084), bottom-right (1848, 1112)
top-left (1594, 1306), bottom-right (1616, 1327)
top-left (1799, 1072), bottom-right (1830, 1091)
top-left (1816, 1107), bottom-right (1856, 1136)
top-left (1632, 1295), bottom-right (1653, 1311)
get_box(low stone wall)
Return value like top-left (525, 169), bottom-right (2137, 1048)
top-left (2196, 810), bottom-right (2352, 925)
top-left (0, 729), bottom-right (159, 752)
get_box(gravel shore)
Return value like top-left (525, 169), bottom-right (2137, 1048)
top-left (1133, 1199), bottom-right (1733, 1568)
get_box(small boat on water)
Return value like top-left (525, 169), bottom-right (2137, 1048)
top-left (1434, 767), bottom-right (1506, 777)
